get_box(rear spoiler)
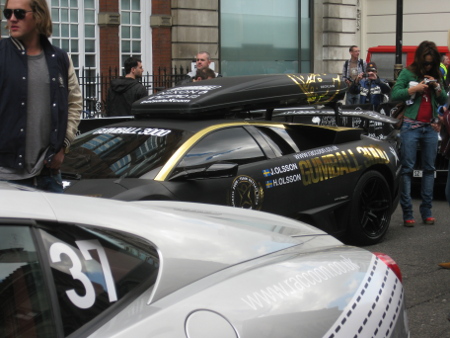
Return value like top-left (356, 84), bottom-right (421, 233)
top-left (270, 106), bottom-right (399, 125)
top-left (248, 103), bottom-right (400, 140)
top-left (249, 105), bottom-right (399, 125)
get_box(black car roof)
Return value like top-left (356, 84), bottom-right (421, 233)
top-left (131, 73), bottom-right (345, 119)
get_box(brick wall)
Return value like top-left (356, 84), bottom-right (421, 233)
top-left (98, 0), bottom-right (120, 77)
top-left (152, 0), bottom-right (172, 74)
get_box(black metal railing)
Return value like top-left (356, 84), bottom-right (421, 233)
top-left (77, 65), bottom-right (189, 118)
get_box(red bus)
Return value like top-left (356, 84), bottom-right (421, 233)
top-left (366, 45), bottom-right (449, 82)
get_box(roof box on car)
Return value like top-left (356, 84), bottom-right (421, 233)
top-left (131, 73), bottom-right (346, 119)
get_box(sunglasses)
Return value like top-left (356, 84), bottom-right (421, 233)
top-left (3, 9), bottom-right (33, 20)
top-left (423, 61), bottom-right (434, 67)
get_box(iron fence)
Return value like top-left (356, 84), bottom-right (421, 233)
top-left (78, 65), bottom-right (189, 118)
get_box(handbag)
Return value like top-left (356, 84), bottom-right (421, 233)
top-left (390, 102), bottom-right (406, 129)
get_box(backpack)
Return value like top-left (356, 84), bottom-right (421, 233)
top-left (345, 59), bottom-right (365, 94)
top-left (344, 59), bottom-right (365, 78)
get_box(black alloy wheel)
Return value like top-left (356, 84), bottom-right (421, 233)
top-left (349, 171), bottom-right (392, 245)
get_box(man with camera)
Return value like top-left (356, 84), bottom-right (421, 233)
top-left (357, 62), bottom-right (390, 106)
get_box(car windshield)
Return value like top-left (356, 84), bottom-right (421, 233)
top-left (61, 126), bottom-right (189, 179)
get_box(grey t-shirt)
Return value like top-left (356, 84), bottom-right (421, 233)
top-left (0, 52), bottom-right (50, 180)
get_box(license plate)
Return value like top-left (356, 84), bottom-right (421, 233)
top-left (413, 170), bottom-right (422, 177)
top-left (413, 170), bottom-right (436, 178)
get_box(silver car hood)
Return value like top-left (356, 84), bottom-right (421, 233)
top-left (0, 190), bottom-right (334, 303)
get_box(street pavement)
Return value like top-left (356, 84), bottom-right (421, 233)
top-left (364, 190), bottom-right (450, 338)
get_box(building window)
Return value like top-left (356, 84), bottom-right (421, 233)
top-left (220, 0), bottom-right (311, 76)
top-left (120, 0), bottom-right (142, 69)
top-left (51, 0), bottom-right (99, 111)
top-left (50, 0), bottom-right (98, 76)
top-left (1, 0), bottom-right (98, 73)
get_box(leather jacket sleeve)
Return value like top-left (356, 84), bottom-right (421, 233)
top-left (65, 56), bottom-right (82, 149)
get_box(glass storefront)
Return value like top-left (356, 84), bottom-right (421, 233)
top-left (220, 0), bottom-right (311, 76)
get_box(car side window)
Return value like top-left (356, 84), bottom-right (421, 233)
top-left (37, 223), bottom-right (160, 337)
top-left (0, 225), bottom-right (57, 337)
top-left (177, 127), bottom-right (266, 168)
top-left (254, 126), bottom-right (299, 155)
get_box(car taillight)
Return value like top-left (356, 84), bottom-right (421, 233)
top-left (373, 252), bottom-right (402, 282)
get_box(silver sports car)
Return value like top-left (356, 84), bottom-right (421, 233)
top-left (0, 186), bottom-right (409, 337)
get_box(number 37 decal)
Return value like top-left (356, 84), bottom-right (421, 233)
top-left (49, 239), bottom-right (118, 309)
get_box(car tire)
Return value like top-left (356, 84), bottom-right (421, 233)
top-left (348, 170), bottom-right (391, 245)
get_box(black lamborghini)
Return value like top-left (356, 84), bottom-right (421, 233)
top-left (62, 73), bottom-right (401, 244)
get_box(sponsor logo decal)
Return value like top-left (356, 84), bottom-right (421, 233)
top-left (265, 174), bottom-right (302, 188)
top-left (298, 146), bottom-right (390, 186)
top-left (263, 163), bottom-right (302, 188)
top-left (93, 127), bottom-right (171, 137)
top-left (230, 175), bottom-right (264, 210)
top-left (262, 145), bottom-right (391, 188)
top-left (294, 146), bottom-right (339, 160)
top-left (241, 255), bottom-right (360, 310)
top-left (262, 163), bottom-right (299, 177)
top-left (141, 85), bottom-right (222, 104)
top-left (287, 73), bottom-right (343, 104)
top-left (317, 116), bottom-right (339, 126)
top-left (323, 256), bottom-right (404, 338)
top-left (320, 84), bottom-right (335, 89)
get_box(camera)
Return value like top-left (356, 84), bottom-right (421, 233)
top-left (424, 78), bottom-right (437, 84)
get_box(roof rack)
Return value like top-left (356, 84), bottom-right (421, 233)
top-left (131, 73), bottom-right (346, 119)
